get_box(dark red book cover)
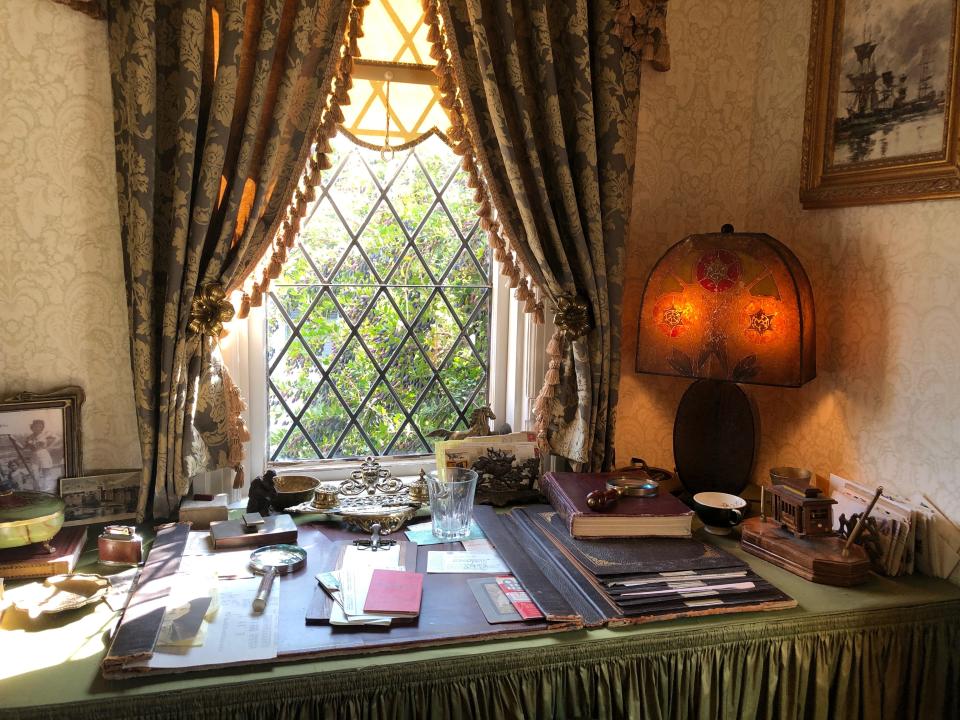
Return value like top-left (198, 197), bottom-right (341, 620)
top-left (541, 471), bottom-right (693, 538)
top-left (363, 569), bottom-right (424, 616)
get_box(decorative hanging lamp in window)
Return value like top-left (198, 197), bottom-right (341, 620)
top-left (635, 225), bottom-right (816, 496)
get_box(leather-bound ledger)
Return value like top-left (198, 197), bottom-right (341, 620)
top-left (524, 506), bottom-right (742, 576)
top-left (541, 471), bottom-right (693, 538)
top-left (0, 525), bottom-right (87, 579)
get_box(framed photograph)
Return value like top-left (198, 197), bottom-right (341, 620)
top-left (801, 0), bottom-right (960, 207)
top-left (0, 387), bottom-right (84, 495)
top-left (60, 469), bottom-right (141, 525)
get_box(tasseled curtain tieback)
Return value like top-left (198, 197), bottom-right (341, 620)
top-left (534, 294), bottom-right (590, 449)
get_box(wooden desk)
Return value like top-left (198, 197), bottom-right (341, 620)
top-left (2, 527), bottom-right (959, 720)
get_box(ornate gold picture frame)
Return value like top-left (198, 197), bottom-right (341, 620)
top-left (801, 0), bottom-right (960, 207)
top-left (0, 386), bottom-right (84, 495)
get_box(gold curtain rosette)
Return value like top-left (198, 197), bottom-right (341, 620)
top-left (188, 284), bottom-right (235, 338)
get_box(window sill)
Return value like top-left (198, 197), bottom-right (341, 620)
top-left (269, 454), bottom-right (436, 483)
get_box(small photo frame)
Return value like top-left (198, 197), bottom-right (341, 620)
top-left (0, 387), bottom-right (84, 495)
top-left (60, 470), bottom-right (142, 526)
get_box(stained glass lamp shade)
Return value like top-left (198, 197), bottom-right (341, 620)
top-left (635, 227), bottom-right (815, 495)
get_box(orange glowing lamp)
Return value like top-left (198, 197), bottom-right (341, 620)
top-left (635, 226), bottom-right (816, 495)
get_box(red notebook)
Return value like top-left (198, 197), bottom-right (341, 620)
top-left (363, 569), bottom-right (424, 617)
top-left (541, 471), bottom-right (693, 539)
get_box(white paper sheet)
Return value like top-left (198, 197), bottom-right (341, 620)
top-left (341, 544), bottom-right (402, 570)
top-left (608, 571), bottom-right (748, 588)
top-left (144, 577), bottom-right (279, 668)
top-left (183, 531), bottom-right (215, 556)
top-left (426, 551), bottom-right (509, 574)
top-left (178, 549), bottom-right (256, 579)
top-left (460, 538), bottom-right (497, 555)
top-left (619, 581), bottom-right (756, 598)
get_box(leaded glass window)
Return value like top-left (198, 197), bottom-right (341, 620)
top-left (266, 132), bottom-right (490, 461)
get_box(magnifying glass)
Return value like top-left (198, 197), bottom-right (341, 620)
top-left (249, 544), bottom-right (307, 613)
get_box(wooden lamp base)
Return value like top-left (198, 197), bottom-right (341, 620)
top-left (740, 516), bottom-right (871, 586)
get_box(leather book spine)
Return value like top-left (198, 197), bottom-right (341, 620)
top-left (472, 506), bottom-right (581, 624)
top-left (539, 472), bottom-right (580, 536)
top-left (102, 522), bottom-right (191, 675)
top-left (503, 510), bottom-right (616, 627)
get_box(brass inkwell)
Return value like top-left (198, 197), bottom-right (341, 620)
top-left (304, 457), bottom-right (428, 534)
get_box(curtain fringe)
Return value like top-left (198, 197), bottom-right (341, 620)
top-left (420, 0), bottom-right (543, 327)
top-left (235, 0), bottom-right (364, 310)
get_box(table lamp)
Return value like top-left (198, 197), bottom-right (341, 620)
top-left (635, 225), bottom-right (815, 496)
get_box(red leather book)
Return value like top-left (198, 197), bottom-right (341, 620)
top-left (363, 569), bottom-right (424, 616)
top-left (540, 471), bottom-right (693, 539)
top-left (0, 525), bottom-right (87, 579)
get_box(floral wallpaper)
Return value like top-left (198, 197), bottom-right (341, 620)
top-left (0, 0), bottom-right (141, 472)
top-left (4, 0), bottom-right (958, 530)
top-left (618, 0), bottom-right (960, 527)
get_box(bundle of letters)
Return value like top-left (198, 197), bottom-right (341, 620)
top-left (829, 474), bottom-right (960, 580)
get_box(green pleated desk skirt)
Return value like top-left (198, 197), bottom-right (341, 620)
top-left (1, 532), bottom-right (958, 720)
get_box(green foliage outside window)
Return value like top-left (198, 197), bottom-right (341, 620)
top-left (266, 133), bottom-right (491, 461)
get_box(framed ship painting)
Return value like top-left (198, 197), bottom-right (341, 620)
top-left (801, 0), bottom-right (960, 207)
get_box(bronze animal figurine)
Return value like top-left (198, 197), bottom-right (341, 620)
top-left (428, 406), bottom-right (497, 440)
top-left (246, 469), bottom-right (278, 516)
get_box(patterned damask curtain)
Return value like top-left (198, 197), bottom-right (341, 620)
top-left (429, 0), bottom-right (667, 469)
top-left (106, 0), bottom-right (359, 518)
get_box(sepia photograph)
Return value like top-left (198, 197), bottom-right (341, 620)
top-left (801, 0), bottom-right (960, 206)
top-left (831, 0), bottom-right (953, 166)
top-left (0, 407), bottom-right (67, 494)
top-left (60, 470), bottom-right (141, 525)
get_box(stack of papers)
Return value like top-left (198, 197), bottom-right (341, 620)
top-left (319, 545), bottom-right (405, 626)
top-left (829, 474), bottom-right (960, 579)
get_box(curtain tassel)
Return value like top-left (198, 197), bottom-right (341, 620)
top-left (267, 254), bottom-right (282, 279)
top-left (238, 292), bottom-right (251, 319)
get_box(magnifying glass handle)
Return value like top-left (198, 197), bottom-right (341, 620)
top-left (253, 566), bottom-right (277, 613)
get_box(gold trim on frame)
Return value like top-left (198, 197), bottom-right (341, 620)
top-left (800, 0), bottom-right (960, 208)
top-left (1, 386), bottom-right (84, 480)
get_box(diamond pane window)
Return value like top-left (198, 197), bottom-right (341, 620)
top-left (266, 133), bottom-right (491, 461)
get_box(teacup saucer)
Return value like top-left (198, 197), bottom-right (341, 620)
top-left (703, 525), bottom-right (733, 535)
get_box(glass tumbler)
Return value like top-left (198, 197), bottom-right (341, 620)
top-left (427, 468), bottom-right (479, 540)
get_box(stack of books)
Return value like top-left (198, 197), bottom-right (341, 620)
top-left (522, 507), bottom-right (793, 620)
top-left (0, 526), bottom-right (87, 579)
top-left (540, 471), bottom-right (693, 538)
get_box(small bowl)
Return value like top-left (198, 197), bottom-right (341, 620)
top-left (769, 467), bottom-right (813, 490)
top-left (272, 475), bottom-right (321, 510)
top-left (692, 492), bottom-right (747, 535)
